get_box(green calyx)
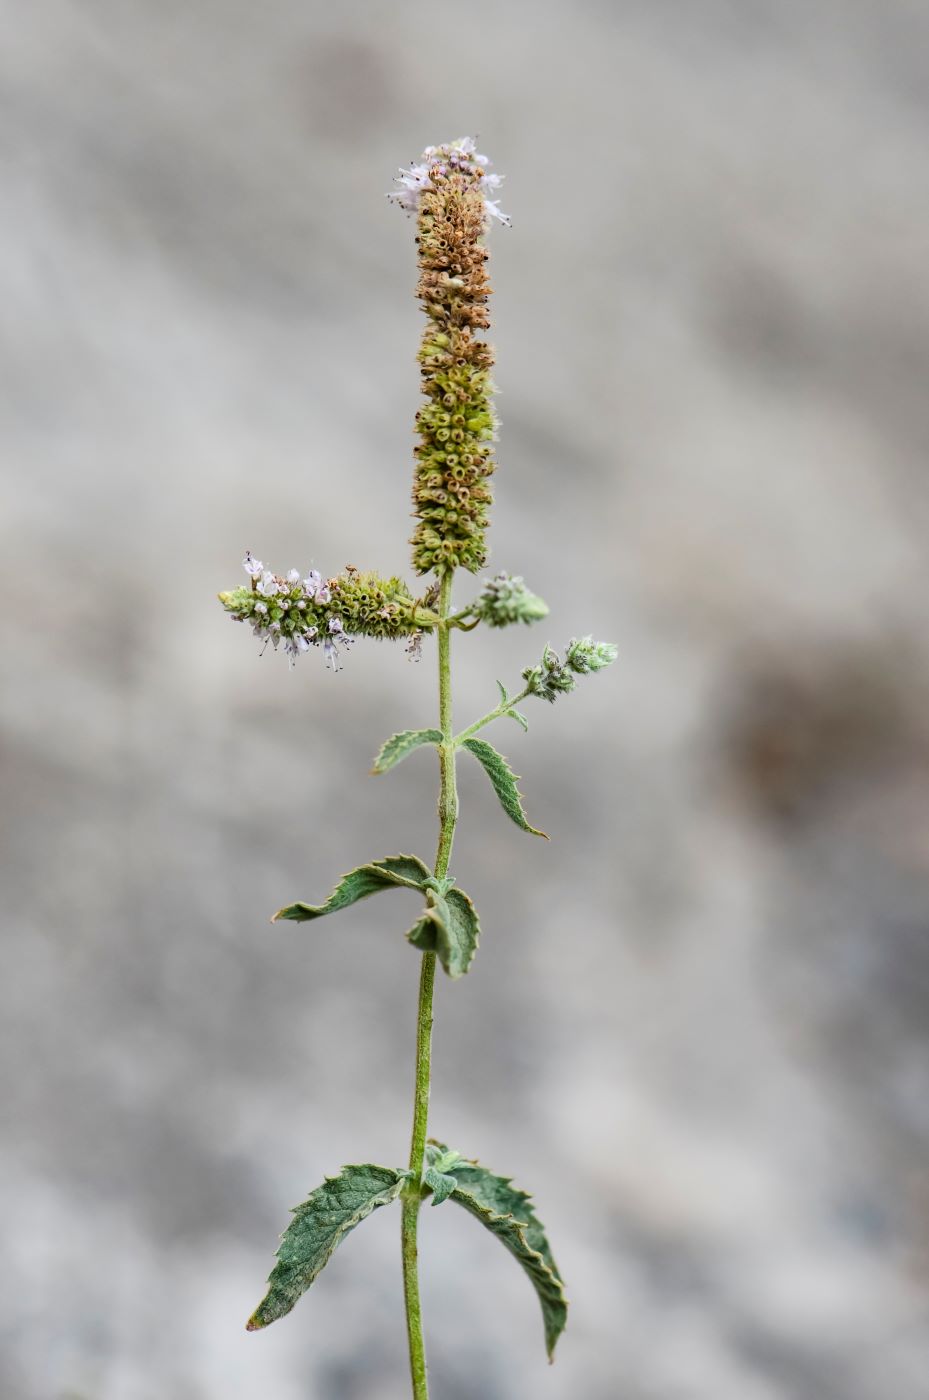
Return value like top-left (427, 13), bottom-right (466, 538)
top-left (330, 570), bottom-right (435, 638)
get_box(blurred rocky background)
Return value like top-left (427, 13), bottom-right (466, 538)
top-left (3, 1), bottom-right (929, 1397)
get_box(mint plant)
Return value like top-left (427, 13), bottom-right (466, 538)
top-left (218, 137), bottom-right (615, 1399)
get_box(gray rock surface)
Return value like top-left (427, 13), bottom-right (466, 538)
top-left (2, 2), bottom-right (929, 1396)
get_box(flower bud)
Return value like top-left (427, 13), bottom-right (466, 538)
top-left (472, 572), bottom-right (549, 628)
top-left (522, 637), bottom-right (617, 702)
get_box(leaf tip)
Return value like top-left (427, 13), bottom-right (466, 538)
top-left (245, 1313), bottom-right (265, 1332)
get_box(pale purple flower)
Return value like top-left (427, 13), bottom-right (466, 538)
top-left (242, 551), bottom-right (263, 578)
top-left (323, 624), bottom-right (353, 672)
top-left (388, 137), bottom-right (509, 227)
top-left (484, 199), bottom-right (511, 228)
top-left (303, 570), bottom-right (322, 598)
top-left (257, 571), bottom-right (280, 598)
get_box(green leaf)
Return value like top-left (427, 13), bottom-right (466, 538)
top-left (506, 707), bottom-right (529, 733)
top-left (435, 1146), bottom-right (568, 1361)
top-left (273, 855), bottom-right (430, 923)
top-left (246, 1164), bottom-right (405, 1330)
top-left (425, 1143), bottom-right (463, 1174)
top-left (371, 728), bottom-right (443, 775)
top-left (424, 1166), bottom-right (458, 1206)
top-left (496, 679), bottom-right (510, 706)
top-left (461, 738), bottom-right (548, 839)
top-left (406, 885), bottom-right (480, 979)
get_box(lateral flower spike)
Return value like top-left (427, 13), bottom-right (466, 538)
top-left (522, 637), bottom-right (618, 703)
top-left (218, 553), bottom-right (437, 670)
top-left (471, 572), bottom-right (549, 628)
top-left (388, 137), bottom-right (509, 577)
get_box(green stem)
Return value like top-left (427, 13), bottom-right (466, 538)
top-left (401, 568), bottom-right (458, 1400)
top-left (452, 683), bottom-right (531, 747)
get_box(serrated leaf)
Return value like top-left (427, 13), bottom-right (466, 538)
top-left (274, 855), bottom-right (430, 923)
top-left (406, 885), bottom-right (480, 978)
top-left (461, 738), bottom-right (548, 839)
top-left (435, 1146), bottom-right (568, 1361)
top-left (246, 1164), bottom-right (405, 1330)
top-left (371, 728), bottom-right (443, 775)
top-left (424, 1166), bottom-right (458, 1206)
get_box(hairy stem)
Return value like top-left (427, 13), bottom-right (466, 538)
top-left (401, 568), bottom-right (457, 1400)
top-left (453, 683), bottom-right (531, 746)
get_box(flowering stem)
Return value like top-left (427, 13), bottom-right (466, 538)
top-left (452, 684), bottom-right (532, 747)
top-left (401, 567), bottom-right (457, 1400)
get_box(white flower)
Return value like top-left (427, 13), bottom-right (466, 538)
top-left (286, 568), bottom-right (300, 584)
top-left (303, 570), bottom-right (322, 598)
top-left (484, 198), bottom-right (511, 227)
top-left (388, 161), bottom-right (433, 215)
top-left (254, 601), bottom-right (268, 615)
top-left (257, 571), bottom-right (280, 598)
top-left (388, 138), bottom-right (509, 227)
top-left (242, 551), bottom-right (263, 578)
top-left (316, 584), bottom-right (332, 605)
top-left (328, 617), bottom-right (343, 634)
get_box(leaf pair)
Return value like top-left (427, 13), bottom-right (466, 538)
top-left (274, 854), bottom-right (479, 979)
top-left (247, 1152), bottom-right (568, 1362)
top-left (371, 724), bottom-right (547, 840)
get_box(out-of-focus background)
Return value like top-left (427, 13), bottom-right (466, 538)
top-left (3, 2), bottom-right (929, 1397)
